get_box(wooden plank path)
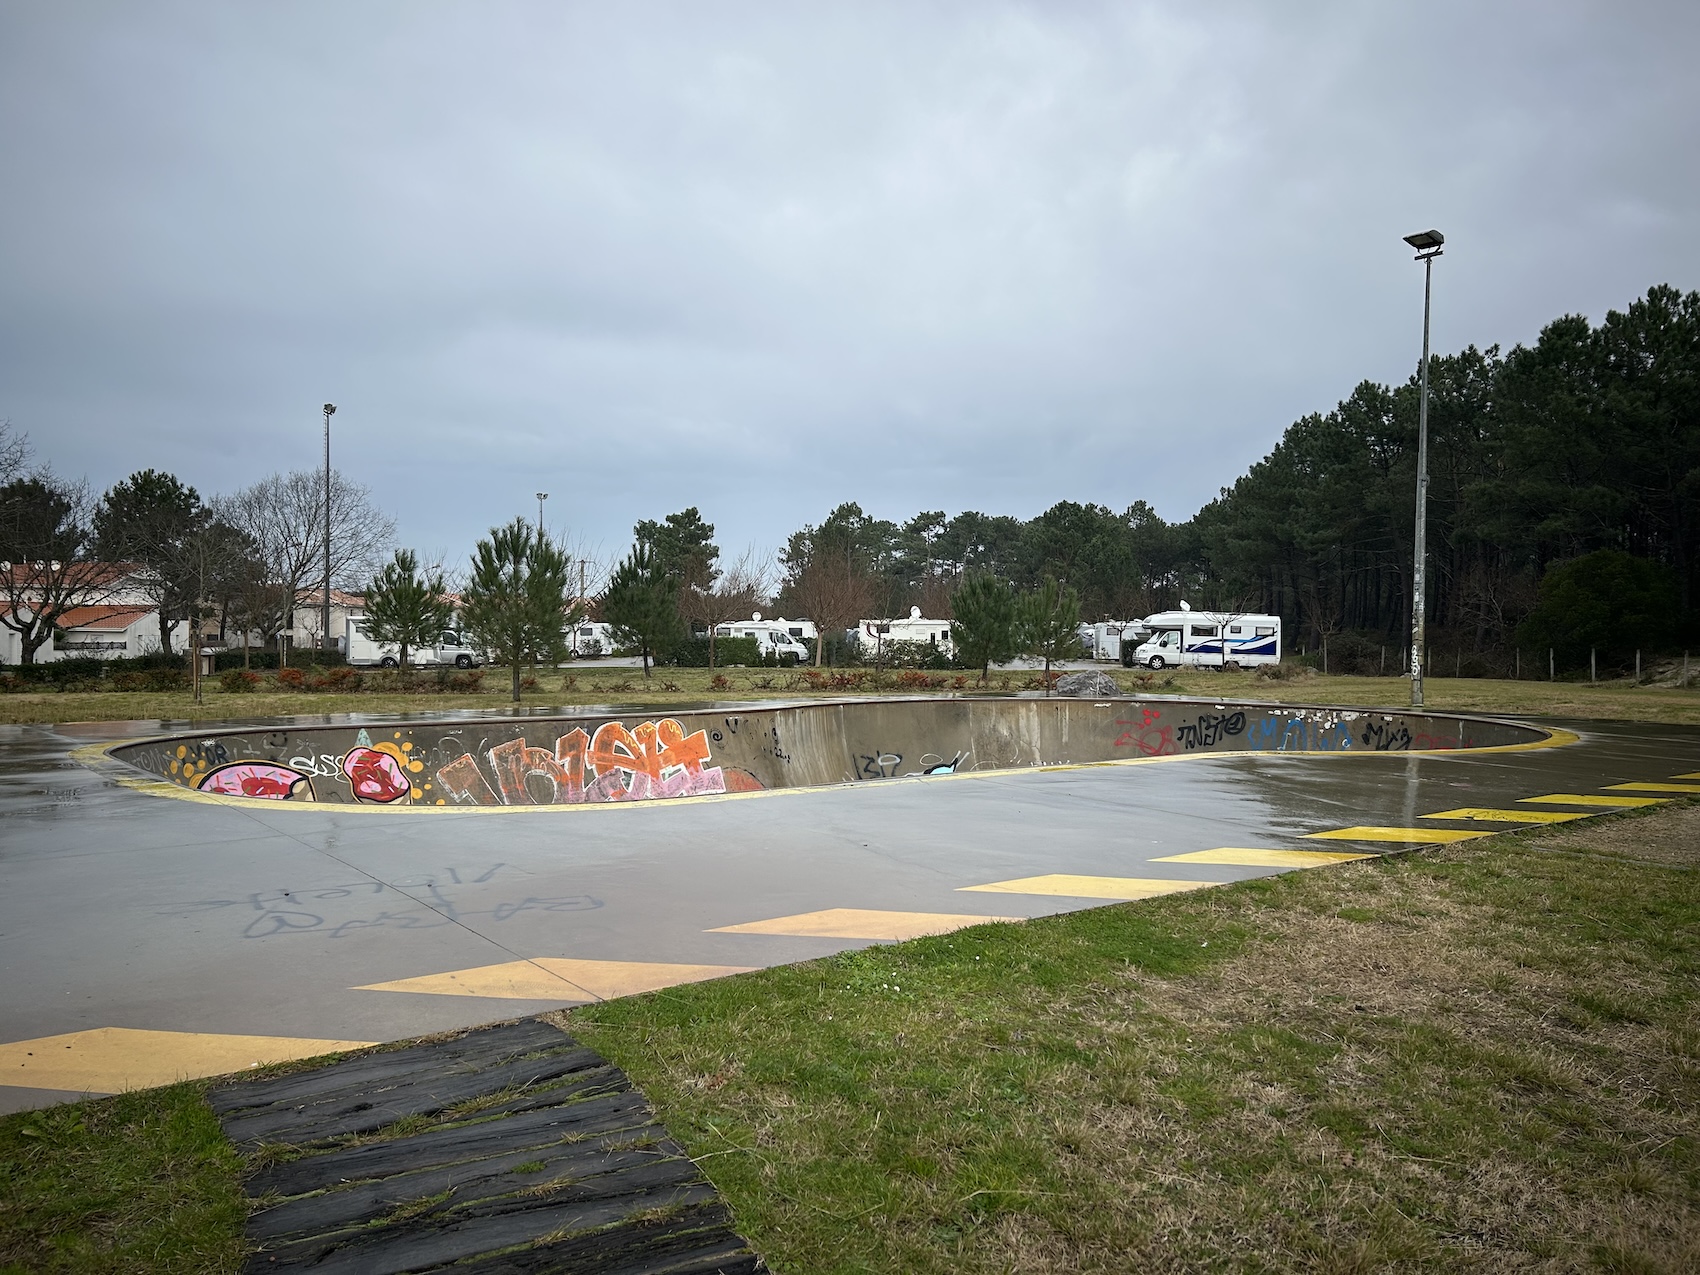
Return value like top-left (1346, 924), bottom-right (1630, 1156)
top-left (211, 1017), bottom-right (765, 1274)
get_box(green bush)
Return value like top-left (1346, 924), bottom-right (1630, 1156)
top-left (219, 669), bottom-right (262, 693)
top-left (672, 636), bottom-right (762, 667)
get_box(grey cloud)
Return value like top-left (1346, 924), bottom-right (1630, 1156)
top-left (3, 0), bottom-right (1697, 566)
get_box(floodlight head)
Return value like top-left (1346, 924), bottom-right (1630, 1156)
top-left (1403, 229), bottom-right (1444, 251)
top-left (536, 492), bottom-right (548, 501)
top-left (323, 403), bottom-right (337, 416)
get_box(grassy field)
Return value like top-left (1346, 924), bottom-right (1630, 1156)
top-left (3, 803), bottom-right (1695, 1272)
top-left (4, 665), bottom-right (1700, 726)
top-left (569, 802), bottom-right (1700, 1272)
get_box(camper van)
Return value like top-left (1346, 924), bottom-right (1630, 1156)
top-left (714, 613), bottom-right (812, 663)
top-left (345, 618), bottom-right (482, 668)
top-left (1125, 606), bottom-right (1281, 669)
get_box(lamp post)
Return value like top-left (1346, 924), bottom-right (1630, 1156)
top-left (322, 403), bottom-right (336, 653)
top-left (1402, 230), bottom-right (1443, 708)
top-left (536, 491), bottom-right (548, 536)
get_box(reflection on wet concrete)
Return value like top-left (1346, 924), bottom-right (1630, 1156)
top-left (1, 707), bottom-right (1697, 1112)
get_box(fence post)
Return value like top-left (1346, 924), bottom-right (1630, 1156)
top-left (1515, 648), bottom-right (1520, 680)
top-left (1549, 648), bottom-right (1554, 681)
top-left (1636, 649), bottom-right (1641, 683)
top-left (1590, 648), bottom-right (1596, 684)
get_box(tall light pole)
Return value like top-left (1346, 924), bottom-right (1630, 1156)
top-left (322, 403), bottom-right (336, 653)
top-left (536, 491), bottom-right (548, 536)
top-left (1402, 230), bottom-right (1443, 707)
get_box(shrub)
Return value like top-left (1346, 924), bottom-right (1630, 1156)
top-left (307, 666), bottom-right (361, 692)
top-left (709, 673), bottom-right (731, 691)
top-left (672, 636), bottom-right (762, 668)
top-left (445, 670), bottom-right (485, 693)
top-left (275, 667), bottom-right (306, 690)
top-left (219, 669), bottom-right (262, 693)
top-left (519, 675), bottom-right (539, 692)
top-left (896, 669), bottom-right (948, 690)
top-left (1518, 549), bottom-right (1680, 667)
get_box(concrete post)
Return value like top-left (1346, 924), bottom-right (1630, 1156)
top-left (1591, 648), bottom-right (1596, 684)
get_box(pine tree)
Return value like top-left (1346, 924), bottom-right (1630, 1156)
top-left (1018, 575), bottom-right (1082, 693)
top-left (460, 519), bottom-right (578, 701)
top-left (950, 573), bottom-right (1018, 685)
top-left (602, 541), bottom-right (683, 677)
top-left (363, 549), bottom-right (453, 670)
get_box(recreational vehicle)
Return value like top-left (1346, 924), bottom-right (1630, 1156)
top-left (714, 613), bottom-right (812, 663)
top-left (1089, 621), bottom-right (1147, 663)
top-left (569, 621), bottom-right (614, 658)
top-left (1124, 606), bottom-right (1281, 669)
top-left (345, 618), bottom-right (482, 668)
top-left (856, 606), bottom-right (954, 658)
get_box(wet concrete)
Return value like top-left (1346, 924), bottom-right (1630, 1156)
top-left (3, 697), bottom-right (1697, 1112)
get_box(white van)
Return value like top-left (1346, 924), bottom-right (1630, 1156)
top-left (345, 618), bottom-right (482, 668)
top-left (1127, 606), bottom-right (1281, 669)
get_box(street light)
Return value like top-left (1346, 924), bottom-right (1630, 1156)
top-left (1402, 230), bottom-right (1443, 707)
top-left (536, 492), bottom-right (548, 536)
top-left (322, 403), bottom-right (336, 653)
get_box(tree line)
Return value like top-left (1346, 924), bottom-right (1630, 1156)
top-left (5, 280), bottom-right (1691, 681)
top-left (767, 283), bottom-right (1700, 673)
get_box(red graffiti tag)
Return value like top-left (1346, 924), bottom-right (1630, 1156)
top-left (1113, 707), bottom-right (1175, 755)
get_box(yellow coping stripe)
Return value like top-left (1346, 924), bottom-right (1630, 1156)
top-left (69, 720), bottom-right (1584, 818)
top-left (355, 958), bottom-right (753, 1001)
top-left (0, 1027), bottom-right (375, 1096)
top-left (1305, 826), bottom-right (1491, 844)
top-left (707, 908), bottom-right (1021, 940)
top-left (959, 875), bottom-right (1215, 900)
top-left (1152, 848), bottom-right (1372, 867)
top-left (1420, 807), bottom-right (1593, 824)
top-left (1605, 782), bottom-right (1700, 794)
top-left (1519, 793), bottom-right (1667, 809)
top-left (1673, 772), bottom-right (1700, 781)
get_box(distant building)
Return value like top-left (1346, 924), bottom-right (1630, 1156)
top-left (290, 588), bottom-right (367, 652)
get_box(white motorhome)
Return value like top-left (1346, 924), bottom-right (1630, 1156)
top-left (1126, 606), bottom-right (1281, 669)
top-left (345, 618), bottom-right (482, 668)
top-left (714, 613), bottom-right (811, 662)
top-left (1089, 621), bottom-right (1147, 664)
top-left (568, 621), bottom-right (614, 658)
top-left (856, 606), bottom-right (955, 658)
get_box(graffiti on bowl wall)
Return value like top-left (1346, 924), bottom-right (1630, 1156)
top-left (438, 718), bottom-right (751, 807)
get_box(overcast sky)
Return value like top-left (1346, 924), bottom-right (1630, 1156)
top-left (3, 1), bottom-right (1697, 573)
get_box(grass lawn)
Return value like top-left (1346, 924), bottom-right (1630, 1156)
top-left (3, 803), bottom-right (1696, 1272)
top-left (4, 665), bottom-right (1700, 726)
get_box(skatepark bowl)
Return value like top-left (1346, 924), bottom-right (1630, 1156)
top-left (101, 696), bottom-right (1556, 810)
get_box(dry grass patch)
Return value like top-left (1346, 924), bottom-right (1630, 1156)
top-left (572, 803), bottom-right (1700, 1273)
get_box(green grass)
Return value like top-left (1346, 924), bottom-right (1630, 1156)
top-left (566, 802), bottom-right (1700, 1272)
top-left (6, 665), bottom-right (1700, 726)
top-left (0, 1083), bottom-right (246, 1274)
top-left (4, 805), bottom-right (1697, 1271)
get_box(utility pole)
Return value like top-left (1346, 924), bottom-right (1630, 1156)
top-left (536, 492), bottom-right (548, 536)
top-left (322, 403), bottom-right (336, 653)
top-left (1402, 230), bottom-right (1443, 707)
